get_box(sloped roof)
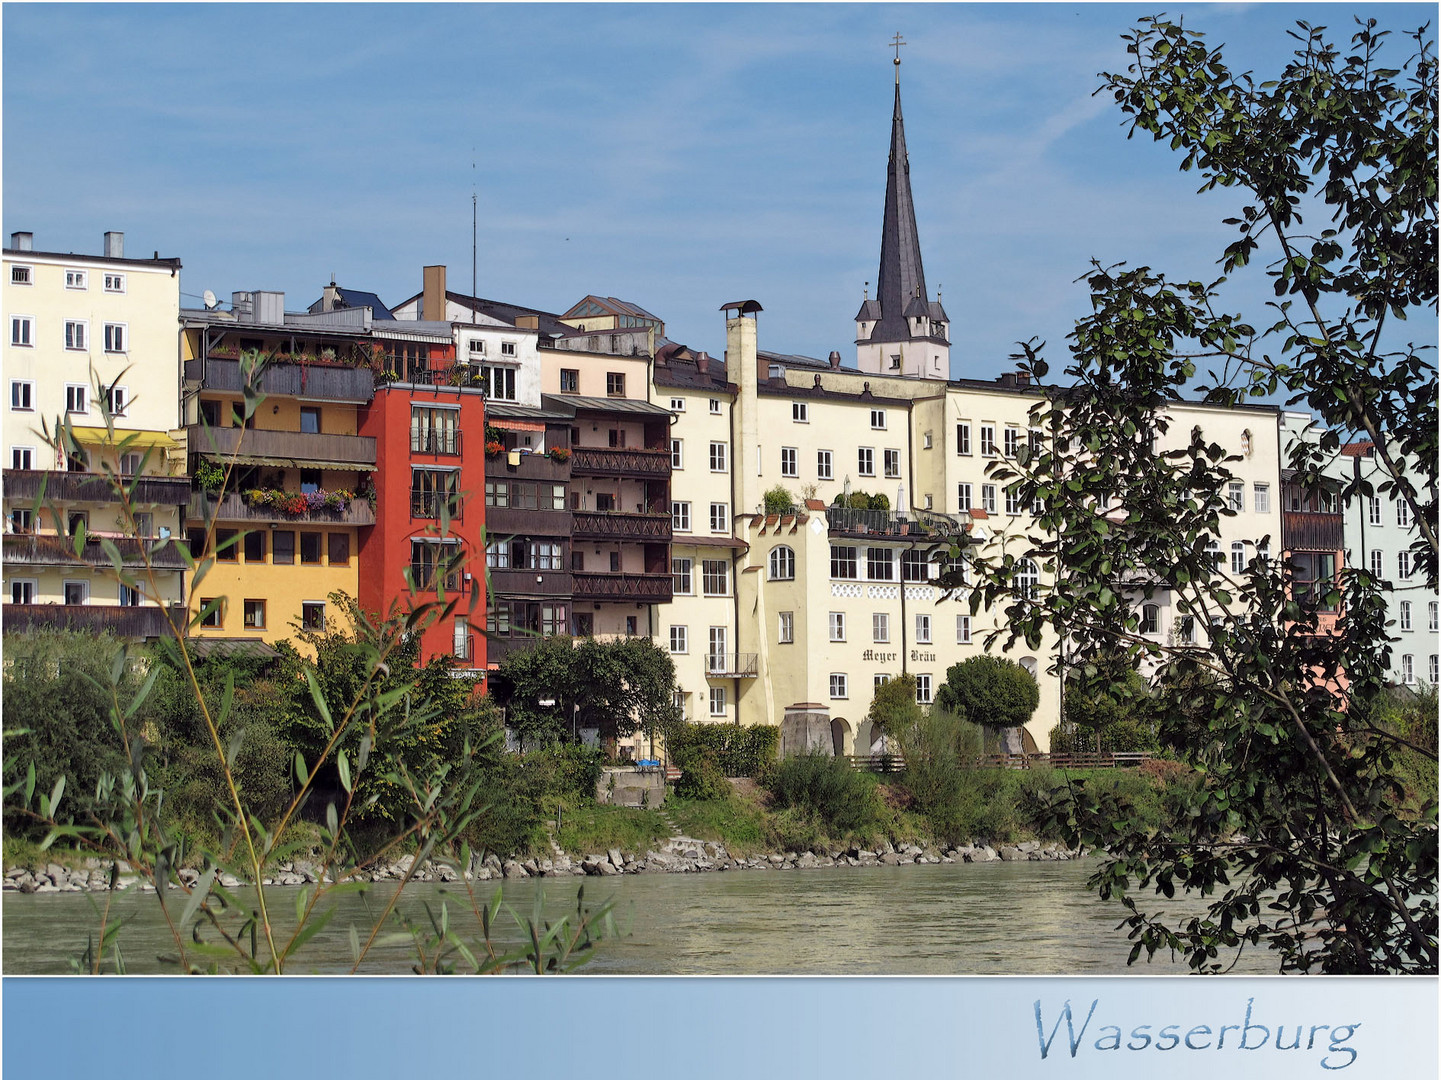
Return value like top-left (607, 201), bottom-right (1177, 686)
top-left (305, 287), bottom-right (395, 321)
top-left (562, 295), bottom-right (662, 323)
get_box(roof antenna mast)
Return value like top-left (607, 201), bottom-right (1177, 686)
top-left (471, 150), bottom-right (478, 326)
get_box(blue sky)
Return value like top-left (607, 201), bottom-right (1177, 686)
top-left (4, 4), bottom-right (1435, 379)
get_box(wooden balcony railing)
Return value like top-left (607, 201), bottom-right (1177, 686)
top-left (410, 492), bottom-right (463, 521)
top-left (570, 447), bottom-right (672, 478)
top-left (411, 430), bottom-right (463, 456)
top-left (4, 470), bottom-right (191, 506)
top-left (571, 511), bottom-right (672, 541)
top-left (186, 425), bottom-right (377, 468)
top-left (3, 603), bottom-right (189, 639)
top-left (189, 491), bottom-right (375, 527)
top-left (186, 357), bottom-right (375, 403)
top-left (571, 572), bottom-right (673, 601)
top-left (1282, 511), bottom-right (1345, 552)
top-left (3, 534), bottom-right (188, 570)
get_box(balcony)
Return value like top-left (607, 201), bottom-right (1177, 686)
top-left (570, 447), bottom-right (671, 478)
top-left (187, 425), bottom-right (377, 469)
top-left (4, 533), bottom-right (188, 570)
top-left (2, 603), bottom-right (189, 640)
top-left (704, 653), bottom-right (759, 678)
top-left (185, 357), bottom-right (375, 404)
top-left (825, 506), bottom-right (965, 539)
top-left (411, 492), bottom-right (464, 521)
top-left (1282, 511), bottom-right (1344, 552)
top-left (572, 572), bottom-right (673, 602)
top-left (572, 511), bottom-right (672, 542)
top-left (411, 430), bottom-right (464, 457)
top-left (189, 491), bottom-right (376, 527)
top-left (487, 567), bottom-right (573, 598)
top-left (484, 451), bottom-right (569, 482)
top-left (4, 469), bottom-right (192, 507)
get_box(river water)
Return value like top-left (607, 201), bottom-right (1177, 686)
top-left (2, 859), bottom-right (1280, 975)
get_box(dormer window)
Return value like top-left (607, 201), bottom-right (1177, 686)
top-left (768, 364), bottom-right (783, 379)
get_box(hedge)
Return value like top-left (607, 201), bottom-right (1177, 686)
top-left (666, 723), bottom-right (779, 778)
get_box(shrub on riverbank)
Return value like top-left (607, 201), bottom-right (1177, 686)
top-left (762, 750), bottom-right (882, 839)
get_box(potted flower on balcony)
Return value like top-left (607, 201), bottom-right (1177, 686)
top-left (546, 446), bottom-right (571, 463)
top-left (485, 440), bottom-right (504, 457)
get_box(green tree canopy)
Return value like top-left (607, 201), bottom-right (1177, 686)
top-left (933, 656), bottom-right (1040, 731)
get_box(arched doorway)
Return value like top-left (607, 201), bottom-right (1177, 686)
top-left (830, 717), bottom-right (852, 757)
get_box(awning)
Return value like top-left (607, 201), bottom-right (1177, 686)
top-left (213, 453), bottom-right (378, 472)
top-left (490, 418), bottom-right (546, 433)
top-left (69, 427), bottom-right (181, 449)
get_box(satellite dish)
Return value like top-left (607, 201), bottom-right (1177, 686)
top-left (202, 289), bottom-right (218, 310)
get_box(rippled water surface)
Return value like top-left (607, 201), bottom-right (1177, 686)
top-left (4, 859), bottom-right (1279, 975)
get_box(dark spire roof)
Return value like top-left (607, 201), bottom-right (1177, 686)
top-left (863, 75), bottom-right (946, 340)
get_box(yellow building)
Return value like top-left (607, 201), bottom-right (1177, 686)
top-left (3, 231), bottom-right (189, 639)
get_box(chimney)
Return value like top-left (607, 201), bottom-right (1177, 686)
top-left (997, 372), bottom-right (1018, 388)
top-left (828, 351), bottom-right (841, 369)
top-left (320, 281), bottom-right (341, 311)
top-left (514, 314), bottom-right (539, 330)
top-left (104, 232), bottom-right (124, 259)
top-left (10, 232), bottom-right (33, 251)
top-left (422, 265), bottom-right (447, 321)
top-left (696, 354), bottom-right (709, 374)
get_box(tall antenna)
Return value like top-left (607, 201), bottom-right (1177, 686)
top-left (471, 150), bottom-right (478, 326)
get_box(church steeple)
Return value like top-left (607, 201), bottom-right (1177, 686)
top-left (855, 38), bottom-right (950, 380)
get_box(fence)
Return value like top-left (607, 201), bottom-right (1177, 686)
top-left (846, 751), bottom-right (1153, 772)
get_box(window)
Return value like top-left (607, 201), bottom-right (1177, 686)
top-left (709, 399), bottom-right (722, 415)
top-left (956, 423), bottom-right (972, 456)
top-left (609, 552), bottom-right (621, 572)
top-left (1367, 497), bottom-right (1382, 526)
top-left (1402, 654), bottom-right (1415, 685)
top-left (915, 614), bottom-right (931, 644)
top-left (883, 449), bottom-right (900, 478)
top-left (10, 316), bottom-right (31, 346)
top-left (1254, 484), bottom-right (1271, 514)
top-left (1400, 601), bottom-right (1413, 631)
top-left (243, 530), bottom-right (267, 562)
top-left (606, 372), bottom-right (626, 397)
top-left (709, 503), bottom-right (729, 533)
top-left (865, 610), bottom-right (892, 645)
top-left (68, 511), bottom-right (89, 536)
top-left (1003, 428), bottom-right (1019, 458)
top-left (781, 446), bottom-right (798, 477)
top-left (1430, 602), bottom-right (1438, 632)
top-left (702, 559), bottom-right (729, 596)
top-left (1005, 487), bottom-right (1022, 515)
top-left (669, 625), bottom-right (688, 654)
top-left (65, 384), bottom-right (88, 414)
top-left (817, 450), bottom-right (833, 479)
top-left (768, 546), bottom-right (795, 580)
top-left (65, 321), bottom-right (87, 350)
top-left (709, 442), bottom-right (728, 472)
top-left (243, 600), bottom-right (267, 629)
top-left (1231, 542), bottom-right (1247, 574)
top-left (1398, 500), bottom-right (1412, 528)
top-left (1178, 615), bottom-right (1196, 644)
top-left (1141, 604), bottom-right (1160, 635)
top-left (709, 687), bottom-right (727, 717)
top-left (829, 612), bottom-right (846, 642)
top-left (10, 381), bottom-right (33, 410)
top-left (272, 530), bottom-right (296, 565)
top-left (956, 615), bottom-right (972, 644)
top-left (858, 447), bottom-right (874, 476)
top-left (1293, 552), bottom-right (1338, 610)
top-left (299, 406), bottom-right (321, 434)
top-left (485, 541), bottom-right (509, 569)
top-left (792, 402), bottom-right (808, 423)
top-left (981, 485), bottom-right (997, 514)
top-left (9, 507), bottom-right (33, 533)
top-left (500, 341), bottom-right (517, 358)
top-left (11, 447), bottom-right (33, 470)
top-left (1228, 481), bottom-right (1244, 511)
top-left (875, 674), bottom-right (891, 690)
top-left (829, 673), bottom-right (848, 699)
top-left (957, 483), bottom-right (972, 512)
top-left (300, 532), bottom-right (323, 565)
top-left (1399, 551), bottom-right (1413, 580)
top-left (923, 431), bottom-right (933, 450)
top-left (104, 385), bottom-right (128, 417)
top-left (11, 265), bottom-right (31, 285)
top-left (1016, 558), bottom-right (1040, 599)
top-left (560, 369), bottom-right (579, 393)
top-left (671, 439), bottom-right (683, 468)
top-left (468, 339), bottom-right (487, 358)
top-left (198, 598), bottom-right (222, 627)
top-left (10, 579), bottom-right (36, 604)
top-left (831, 545), bottom-right (858, 579)
top-left (1431, 655), bottom-right (1439, 686)
top-left (119, 451), bottom-right (143, 477)
top-left (1370, 550), bottom-right (1384, 577)
top-left (1207, 539), bottom-right (1223, 567)
top-left (778, 611), bottom-right (794, 643)
top-left (672, 557), bottom-right (693, 594)
top-left (672, 501), bottom-right (691, 532)
top-left (65, 269), bottom-right (87, 289)
top-left (867, 547), bottom-right (894, 581)
top-left (670, 397), bottom-right (685, 411)
top-left (103, 323), bottom-right (126, 353)
top-left (60, 580), bottom-right (88, 605)
top-left (915, 675), bottom-right (932, 705)
top-left (901, 550), bottom-right (928, 582)
top-left (483, 366), bottom-right (516, 401)
top-left (300, 468), bottom-right (323, 496)
top-left (214, 528), bottom-right (239, 562)
top-left (980, 425), bottom-right (997, 457)
top-left (302, 602), bottom-right (326, 631)
top-left (870, 409), bottom-right (886, 430)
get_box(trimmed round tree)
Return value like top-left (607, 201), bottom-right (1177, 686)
top-left (933, 655), bottom-right (1039, 754)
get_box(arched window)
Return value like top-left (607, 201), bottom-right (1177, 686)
top-left (1015, 558), bottom-right (1040, 599)
top-left (768, 545), bottom-right (795, 581)
top-left (1206, 539), bottom-right (1223, 567)
top-left (1141, 604), bottom-right (1160, 635)
top-left (1240, 429), bottom-right (1253, 457)
top-left (1230, 541), bottom-right (1247, 574)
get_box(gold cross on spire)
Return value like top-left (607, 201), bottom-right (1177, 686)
top-left (891, 32), bottom-right (906, 83)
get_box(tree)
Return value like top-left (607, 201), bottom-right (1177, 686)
top-left (763, 485), bottom-right (797, 516)
top-left (960, 18), bottom-right (1437, 972)
top-left (933, 656), bottom-right (1039, 754)
top-left (1059, 666), bottom-right (1156, 753)
top-left (866, 673), bottom-right (924, 744)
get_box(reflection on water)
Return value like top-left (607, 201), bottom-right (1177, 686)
top-left (3, 859), bottom-right (1279, 975)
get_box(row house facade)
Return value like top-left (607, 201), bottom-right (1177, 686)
top-left (3, 231), bottom-right (190, 639)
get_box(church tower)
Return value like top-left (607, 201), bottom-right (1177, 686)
top-left (855, 42), bottom-right (950, 379)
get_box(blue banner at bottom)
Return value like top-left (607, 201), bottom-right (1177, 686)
top-left (3, 976), bottom-right (1435, 1077)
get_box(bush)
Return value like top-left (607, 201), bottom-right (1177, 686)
top-left (675, 752), bottom-right (731, 801)
top-left (665, 722), bottom-right (779, 778)
top-left (893, 708), bottom-right (986, 845)
top-left (763, 750), bottom-right (880, 836)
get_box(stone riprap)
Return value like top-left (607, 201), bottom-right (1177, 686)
top-left (3, 838), bottom-right (1083, 893)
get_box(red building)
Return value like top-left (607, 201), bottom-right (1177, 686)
top-left (358, 323), bottom-right (487, 675)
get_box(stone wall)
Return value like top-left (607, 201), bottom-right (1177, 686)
top-left (595, 766), bottom-right (665, 808)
